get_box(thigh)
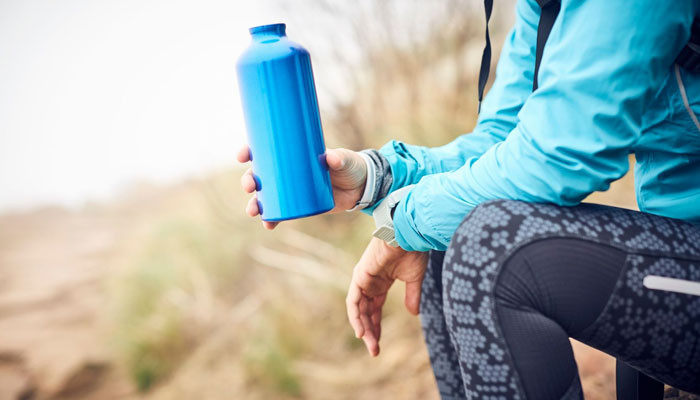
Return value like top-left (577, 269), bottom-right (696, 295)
top-left (445, 200), bottom-right (700, 396)
top-left (494, 238), bottom-right (628, 338)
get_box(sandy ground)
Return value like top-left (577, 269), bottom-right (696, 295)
top-left (0, 206), bottom-right (134, 399)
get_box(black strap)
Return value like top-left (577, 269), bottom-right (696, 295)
top-left (477, 0), bottom-right (494, 112)
top-left (477, 0), bottom-right (560, 112)
top-left (533, 0), bottom-right (560, 90)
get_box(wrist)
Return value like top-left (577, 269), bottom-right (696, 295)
top-left (346, 152), bottom-right (376, 212)
top-left (374, 236), bottom-right (407, 259)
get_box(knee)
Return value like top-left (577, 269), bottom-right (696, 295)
top-left (445, 200), bottom-right (524, 269)
top-left (451, 200), bottom-right (513, 241)
top-left (447, 199), bottom-right (567, 259)
top-left (440, 202), bottom-right (509, 309)
top-left (448, 199), bottom-right (545, 247)
top-left (443, 200), bottom-right (511, 276)
top-left (442, 200), bottom-right (563, 307)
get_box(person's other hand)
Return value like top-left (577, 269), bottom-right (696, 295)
top-left (237, 145), bottom-right (368, 230)
top-left (346, 237), bottom-right (428, 356)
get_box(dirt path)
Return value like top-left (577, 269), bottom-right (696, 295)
top-left (0, 207), bottom-right (135, 400)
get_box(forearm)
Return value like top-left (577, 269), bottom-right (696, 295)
top-left (375, 130), bottom-right (507, 191)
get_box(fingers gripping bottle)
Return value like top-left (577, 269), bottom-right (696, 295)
top-left (236, 23), bottom-right (334, 221)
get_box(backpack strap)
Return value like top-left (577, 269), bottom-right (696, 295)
top-left (478, 0), bottom-right (561, 112)
top-left (477, 0), bottom-right (494, 112)
top-left (533, 0), bottom-right (561, 90)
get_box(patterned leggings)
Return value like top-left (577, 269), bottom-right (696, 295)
top-left (420, 200), bottom-right (700, 400)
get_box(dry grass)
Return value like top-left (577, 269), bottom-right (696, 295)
top-left (95, 166), bottom-right (434, 399)
top-left (92, 160), bottom-right (638, 400)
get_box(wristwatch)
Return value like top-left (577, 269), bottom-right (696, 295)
top-left (345, 152), bottom-right (375, 212)
top-left (371, 185), bottom-right (414, 247)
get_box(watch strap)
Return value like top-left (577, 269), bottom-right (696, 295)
top-left (371, 185), bottom-right (415, 247)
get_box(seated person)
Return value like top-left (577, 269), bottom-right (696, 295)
top-left (240, 0), bottom-right (700, 398)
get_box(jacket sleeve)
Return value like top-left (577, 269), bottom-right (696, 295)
top-left (377, 0), bottom-right (541, 193)
top-left (393, 0), bottom-right (698, 251)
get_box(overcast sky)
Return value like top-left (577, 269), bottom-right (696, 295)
top-left (0, 0), bottom-right (283, 212)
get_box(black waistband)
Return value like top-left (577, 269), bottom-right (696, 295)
top-left (676, 18), bottom-right (700, 73)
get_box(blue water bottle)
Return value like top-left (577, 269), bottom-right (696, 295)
top-left (236, 23), bottom-right (334, 221)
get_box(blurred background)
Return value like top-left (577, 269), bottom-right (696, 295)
top-left (0, 0), bottom-right (637, 399)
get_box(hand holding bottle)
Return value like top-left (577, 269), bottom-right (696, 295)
top-left (238, 145), bottom-right (367, 229)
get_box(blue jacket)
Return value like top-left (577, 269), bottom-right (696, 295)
top-left (380, 0), bottom-right (700, 252)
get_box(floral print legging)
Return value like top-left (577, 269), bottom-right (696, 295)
top-left (420, 200), bottom-right (700, 399)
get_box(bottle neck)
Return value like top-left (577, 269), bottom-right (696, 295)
top-left (250, 23), bottom-right (286, 43)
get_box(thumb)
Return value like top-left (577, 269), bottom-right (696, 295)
top-left (404, 279), bottom-right (423, 316)
top-left (326, 148), bottom-right (362, 173)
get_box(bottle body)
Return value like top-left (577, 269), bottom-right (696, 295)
top-left (236, 23), bottom-right (334, 221)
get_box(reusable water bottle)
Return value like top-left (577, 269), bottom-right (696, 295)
top-left (236, 23), bottom-right (334, 221)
